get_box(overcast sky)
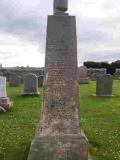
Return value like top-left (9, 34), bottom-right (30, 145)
top-left (0, 0), bottom-right (120, 67)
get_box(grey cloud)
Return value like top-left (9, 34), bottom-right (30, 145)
top-left (103, 0), bottom-right (120, 10)
top-left (78, 30), bottom-right (111, 42)
top-left (0, 0), bottom-right (112, 44)
top-left (0, 51), bottom-right (11, 55)
top-left (5, 17), bottom-right (46, 42)
top-left (0, 0), bottom-right (119, 66)
top-left (76, 18), bottom-right (113, 42)
top-left (0, 0), bottom-right (47, 43)
top-left (0, 54), bottom-right (19, 60)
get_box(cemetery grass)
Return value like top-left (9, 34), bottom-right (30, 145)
top-left (0, 84), bottom-right (42, 160)
top-left (80, 80), bottom-right (120, 160)
top-left (0, 81), bottom-right (119, 160)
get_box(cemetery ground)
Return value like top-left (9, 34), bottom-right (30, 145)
top-left (0, 81), bottom-right (120, 160)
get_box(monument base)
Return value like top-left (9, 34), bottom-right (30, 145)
top-left (79, 78), bottom-right (89, 84)
top-left (93, 94), bottom-right (114, 97)
top-left (0, 97), bottom-right (12, 110)
top-left (27, 133), bottom-right (88, 160)
top-left (22, 92), bottom-right (40, 96)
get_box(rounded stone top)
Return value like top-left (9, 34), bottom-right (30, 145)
top-left (24, 73), bottom-right (37, 77)
top-left (54, 0), bottom-right (68, 12)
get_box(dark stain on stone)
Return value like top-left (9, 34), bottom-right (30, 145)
top-left (49, 97), bottom-right (69, 108)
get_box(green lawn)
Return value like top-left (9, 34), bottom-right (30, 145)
top-left (0, 81), bottom-right (120, 160)
top-left (80, 80), bottom-right (120, 160)
top-left (0, 85), bottom-right (42, 160)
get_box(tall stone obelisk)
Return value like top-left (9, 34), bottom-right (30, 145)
top-left (27, 0), bottom-right (88, 159)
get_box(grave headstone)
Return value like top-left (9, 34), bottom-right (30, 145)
top-left (78, 66), bottom-right (89, 84)
top-left (88, 68), bottom-right (107, 79)
top-left (23, 73), bottom-right (39, 95)
top-left (9, 74), bottom-right (21, 87)
top-left (27, 1), bottom-right (88, 160)
top-left (114, 69), bottom-right (120, 79)
top-left (95, 74), bottom-right (113, 96)
top-left (38, 75), bottom-right (43, 87)
top-left (54, 0), bottom-right (68, 14)
top-left (0, 77), bottom-right (12, 111)
top-left (0, 77), bottom-right (6, 98)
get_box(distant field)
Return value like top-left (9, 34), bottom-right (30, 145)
top-left (0, 81), bottom-right (120, 160)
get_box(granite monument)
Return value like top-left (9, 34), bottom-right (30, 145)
top-left (0, 77), bottom-right (12, 112)
top-left (78, 66), bottom-right (89, 84)
top-left (23, 73), bottom-right (39, 95)
top-left (95, 74), bottom-right (113, 96)
top-left (27, 0), bottom-right (88, 159)
top-left (9, 74), bottom-right (21, 87)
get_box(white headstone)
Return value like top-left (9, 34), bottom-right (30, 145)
top-left (0, 77), bottom-right (6, 98)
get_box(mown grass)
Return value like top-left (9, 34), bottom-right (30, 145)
top-left (0, 80), bottom-right (120, 160)
top-left (0, 84), bottom-right (42, 160)
top-left (80, 80), bottom-right (120, 160)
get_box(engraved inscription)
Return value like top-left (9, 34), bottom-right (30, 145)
top-left (49, 97), bottom-right (69, 108)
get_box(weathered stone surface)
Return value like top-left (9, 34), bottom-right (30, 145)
top-left (9, 74), bottom-right (21, 87)
top-left (27, 5), bottom-right (88, 160)
top-left (23, 73), bottom-right (39, 95)
top-left (0, 77), bottom-right (12, 110)
top-left (40, 15), bottom-right (81, 135)
top-left (28, 134), bottom-right (88, 160)
top-left (0, 97), bottom-right (12, 110)
top-left (95, 74), bottom-right (113, 96)
top-left (0, 77), bottom-right (6, 98)
top-left (54, 0), bottom-right (68, 14)
top-left (78, 66), bottom-right (89, 84)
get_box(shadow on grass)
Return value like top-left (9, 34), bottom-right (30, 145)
top-left (0, 153), bottom-right (5, 160)
top-left (89, 95), bottom-right (116, 100)
top-left (89, 140), bottom-right (101, 149)
top-left (5, 143), bottom-right (30, 160)
top-left (11, 95), bottom-right (40, 102)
